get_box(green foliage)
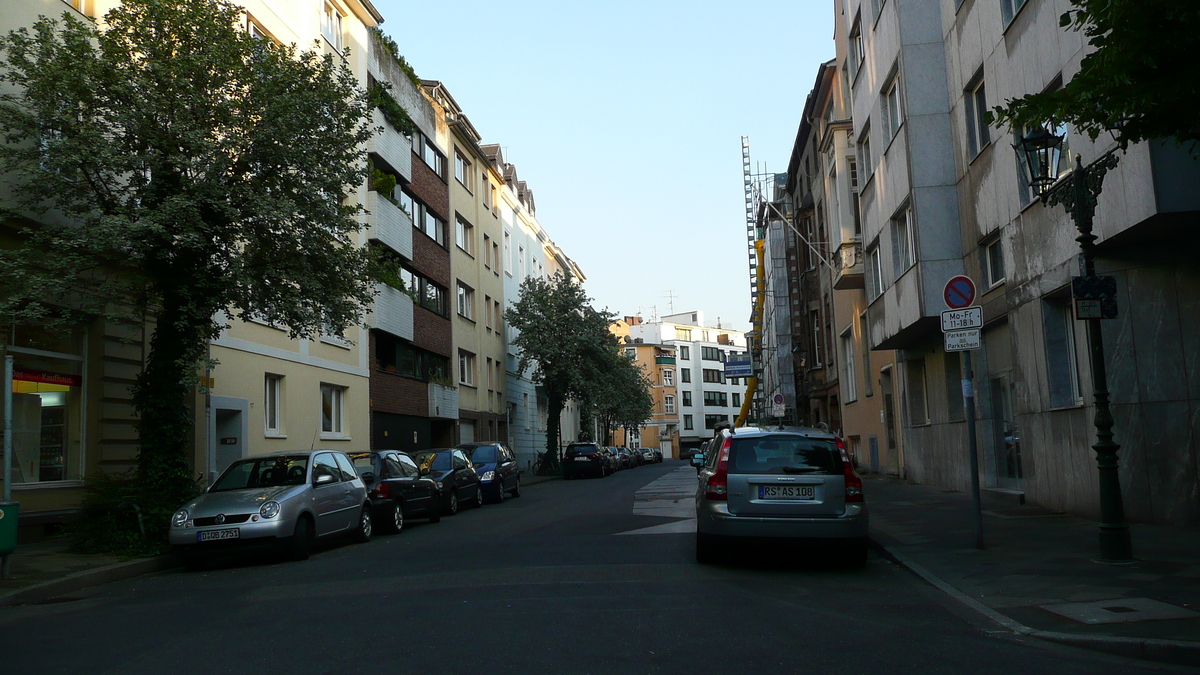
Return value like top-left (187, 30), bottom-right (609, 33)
top-left (591, 348), bottom-right (653, 445)
top-left (504, 273), bottom-right (618, 471)
top-left (989, 0), bottom-right (1200, 149)
top-left (67, 470), bottom-right (194, 556)
top-left (368, 26), bottom-right (421, 89)
top-left (368, 81), bottom-right (416, 136)
top-left (0, 0), bottom-right (377, 541)
top-left (371, 167), bottom-right (398, 204)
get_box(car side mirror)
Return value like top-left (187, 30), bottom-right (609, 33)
top-left (314, 472), bottom-right (336, 485)
top-left (691, 455), bottom-right (705, 467)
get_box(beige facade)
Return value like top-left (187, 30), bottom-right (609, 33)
top-left (609, 324), bottom-right (679, 458)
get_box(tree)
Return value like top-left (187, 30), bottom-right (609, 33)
top-left (0, 0), bottom-right (377, 538)
top-left (504, 273), bottom-right (615, 473)
top-left (590, 347), bottom-right (652, 446)
top-left (990, 0), bottom-right (1200, 149)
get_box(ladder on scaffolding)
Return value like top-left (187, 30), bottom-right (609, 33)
top-left (741, 136), bottom-right (758, 305)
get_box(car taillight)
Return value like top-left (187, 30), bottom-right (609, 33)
top-left (374, 482), bottom-right (389, 499)
top-left (704, 437), bottom-right (731, 501)
top-left (586, 453), bottom-right (598, 459)
top-left (844, 460), bottom-right (864, 503)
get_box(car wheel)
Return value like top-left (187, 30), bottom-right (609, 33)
top-left (447, 491), bottom-right (459, 516)
top-left (388, 502), bottom-right (404, 534)
top-left (511, 477), bottom-right (521, 498)
top-left (474, 486), bottom-right (484, 507)
top-left (695, 532), bottom-right (720, 565)
top-left (494, 483), bottom-right (505, 503)
top-left (354, 506), bottom-right (372, 543)
top-left (288, 517), bottom-right (314, 561)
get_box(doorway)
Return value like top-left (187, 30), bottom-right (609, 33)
top-left (209, 396), bottom-right (248, 482)
top-left (990, 377), bottom-right (1023, 489)
top-left (880, 366), bottom-right (898, 474)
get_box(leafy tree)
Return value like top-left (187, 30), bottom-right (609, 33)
top-left (990, 0), bottom-right (1200, 149)
top-left (591, 347), bottom-right (652, 445)
top-left (0, 0), bottom-right (377, 541)
top-left (504, 273), bottom-right (615, 473)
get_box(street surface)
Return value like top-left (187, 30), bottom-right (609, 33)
top-left (0, 463), bottom-right (1189, 674)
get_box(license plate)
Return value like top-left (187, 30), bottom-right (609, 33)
top-left (574, 457), bottom-right (591, 462)
top-left (197, 528), bottom-right (240, 542)
top-left (759, 485), bottom-right (815, 500)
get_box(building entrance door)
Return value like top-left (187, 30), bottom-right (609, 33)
top-left (990, 377), bottom-right (1023, 489)
top-left (880, 367), bottom-right (899, 473)
top-left (209, 396), bottom-right (248, 482)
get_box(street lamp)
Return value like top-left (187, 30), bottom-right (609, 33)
top-left (1017, 127), bottom-right (1132, 562)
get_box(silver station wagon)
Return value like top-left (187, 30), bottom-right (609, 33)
top-left (693, 426), bottom-right (869, 566)
top-left (170, 450), bottom-right (372, 565)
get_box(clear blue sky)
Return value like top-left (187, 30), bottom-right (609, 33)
top-left (372, 0), bottom-right (835, 331)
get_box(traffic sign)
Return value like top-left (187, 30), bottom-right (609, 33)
top-left (944, 275), bottom-right (977, 309)
top-left (941, 306), bottom-right (982, 331)
top-left (771, 404), bottom-right (786, 417)
top-left (1072, 275), bottom-right (1116, 299)
top-left (724, 354), bottom-right (753, 377)
top-left (773, 393), bottom-right (785, 405)
top-left (1075, 297), bottom-right (1118, 320)
top-left (944, 329), bottom-right (981, 352)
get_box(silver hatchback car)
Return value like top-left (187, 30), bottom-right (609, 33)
top-left (170, 450), bottom-right (372, 564)
top-left (693, 426), bottom-right (869, 565)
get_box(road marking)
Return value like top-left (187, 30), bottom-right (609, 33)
top-left (618, 467), bottom-right (696, 535)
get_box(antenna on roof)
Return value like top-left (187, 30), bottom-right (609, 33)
top-left (310, 428), bottom-right (318, 452)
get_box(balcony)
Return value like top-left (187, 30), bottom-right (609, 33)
top-left (367, 108), bottom-right (411, 181)
top-left (370, 283), bottom-right (414, 340)
top-left (832, 240), bottom-right (864, 290)
top-left (367, 191), bottom-right (413, 260)
top-left (429, 382), bottom-right (459, 419)
top-left (654, 356), bottom-right (676, 365)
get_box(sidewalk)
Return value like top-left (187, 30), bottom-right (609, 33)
top-left (866, 475), bottom-right (1200, 665)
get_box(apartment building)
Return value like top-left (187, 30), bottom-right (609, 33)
top-left (609, 320), bottom-right (679, 458)
top-left (425, 81), bottom-right (508, 446)
top-left (625, 312), bottom-right (747, 456)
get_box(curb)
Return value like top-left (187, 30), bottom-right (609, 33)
top-left (868, 538), bottom-right (1200, 667)
top-left (0, 555), bottom-right (176, 608)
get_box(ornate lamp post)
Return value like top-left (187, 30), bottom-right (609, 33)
top-left (1017, 128), bottom-right (1133, 562)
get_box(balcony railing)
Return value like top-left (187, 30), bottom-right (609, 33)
top-left (370, 283), bottom-right (414, 340)
top-left (654, 356), bottom-right (676, 365)
top-left (833, 240), bottom-right (864, 291)
top-left (367, 108), bottom-right (411, 181)
top-left (367, 191), bottom-right (413, 260)
top-left (429, 382), bottom-right (459, 419)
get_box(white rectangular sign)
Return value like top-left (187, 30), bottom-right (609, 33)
top-left (771, 404), bottom-right (786, 417)
top-left (944, 328), bottom-right (981, 352)
top-left (941, 306), bottom-right (982, 331)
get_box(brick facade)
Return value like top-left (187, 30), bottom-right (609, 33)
top-left (368, 331), bottom-right (428, 417)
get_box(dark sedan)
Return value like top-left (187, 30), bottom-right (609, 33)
top-left (563, 443), bottom-right (607, 479)
top-left (350, 451), bottom-right (442, 533)
top-left (458, 442), bottom-right (521, 503)
top-left (413, 449), bottom-right (483, 515)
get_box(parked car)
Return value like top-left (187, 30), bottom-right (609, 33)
top-left (680, 446), bottom-right (703, 461)
top-left (458, 442), bottom-right (522, 503)
top-left (598, 446), bottom-right (620, 474)
top-left (640, 448), bottom-right (660, 464)
top-left (563, 443), bottom-right (607, 478)
top-left (628, 447), bottom-right (646, 467)
top-left (170, 450), bottom-right (371, 565)
top-left (349, 451), bottom-right (441, 532)
top-left (413, 449), bottom-right (483, 515)
top-left (616, 447), bottom-right (637, 470)
top-left (693, 426), bottom-right (869, 566)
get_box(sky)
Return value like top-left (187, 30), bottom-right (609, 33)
top-left (372, 0), bottom-right (836, 332)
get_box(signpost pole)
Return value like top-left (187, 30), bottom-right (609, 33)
top-left (963, 351), bottom-right (984, 549)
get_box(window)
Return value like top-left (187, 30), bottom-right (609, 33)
top-left (675, 328), bottom-right (692, 341)
top-left (663, 369), bottom-right (675, 386)
top-left (892, 205), bottom-right (915, 275)
top-left (454, 151), bottom-right (472, 190)
top-left (841, 329), bottom-right (857, 403)
top-left (455, 216), bottom-right (474, 256)
top-left (481, 177), bottom-right (491, 208)
top-left (866, 245), bottom-right (882, 299)
top-left (965, 75), bottom-right (990, 158)
top-left (860, 312), bottom-right (873, 397)
top-left (457, 282), bottom-right (474, 320)
top-left (625, 347), bottom-right (637, 358)
top-left (983, 238), bottom-right (1005, 287)
top-left (882, 75), bottom-right (902, 143)
top-left (402, 189), bottom-right (447, 246)
top-left (732, 392), bottom-right (741, 408)
top-left (265, 374), bottom-right (283, 435)
top-left (905, 358), bottom-right (929, 426)
top-left (493, 300), bottom-right (502, 333)
top-left (1043, 299), bottom-right (1081, 408)
top-left (320, 384), bottom-right (345, 436)
top-left (486, 357), bottom-right (494, 390)
top-left (811, 311), bottom-right (823, 368)
top-left (702, 369), bottom-right (724, 384)
top-left (459, 350), bottom-right (476, 386)
top-left (681, 368), bottom-right (691, 383)
top-left (413, 131), bottom-right (446, 177)
top-left (858, 126), bottom-right (873, 178)
top-left (683, 414), bottom-right (694, 431)
top-left (503, 231), bottom-right (512, 275)
top-left (679, 345), bottom-right (690, 360)
top-left (682, 391), bottom-right (692, 406)
top-left (704, 414), bottom-right (729, 430)
top-left (518, 246), bottom-right (525, 279)
top-left (701, 347), bottom-right (722, 361)
top-left (1001, 0), bottom-right (1028, 25)
top-left (703, 391), bottom-right (728, 407)
top-left (482, 235), bottom-right (491, 268)
top-left (664, 395), bottom-right (676, 414)
top-left (320, 2), bottom-right (342, 50)
top-left (492, 241), bottom-right (500, 273)
top-left (945, 351), bottom-right (965, 422)
top-left (849, 16), bottom-right (865, 80)
top-left (484, 295), bottom-right (493, 331)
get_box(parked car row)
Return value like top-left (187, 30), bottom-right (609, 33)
top-left (561, 442), bottom-right (662, 479)
top-left (169, 442), bottom-right (521, 567)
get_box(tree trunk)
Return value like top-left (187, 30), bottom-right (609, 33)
top-left (544, 394), bottom-right (564, 473)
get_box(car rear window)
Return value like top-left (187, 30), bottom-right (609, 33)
top-left (468, 446), bottom-right (497, 463)
top-left (567, 444), bottom-right (597, 455)
top-left (728, 435), bottom-right (840, 475)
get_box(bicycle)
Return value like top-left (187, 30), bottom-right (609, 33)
top-left (532, 451), bottom-right (548, 476)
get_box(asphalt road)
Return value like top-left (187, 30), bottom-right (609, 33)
top-left (0, 462), bottom-right (1190, 675)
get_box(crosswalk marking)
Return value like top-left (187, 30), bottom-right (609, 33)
top-left (617, 467), bottom-right (697, 535)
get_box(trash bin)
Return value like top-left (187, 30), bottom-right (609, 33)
top-left (0, 501), bottom-right (18, 556)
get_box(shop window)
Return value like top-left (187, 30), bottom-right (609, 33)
top-left (8, 330), bottom-right (85, 484)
